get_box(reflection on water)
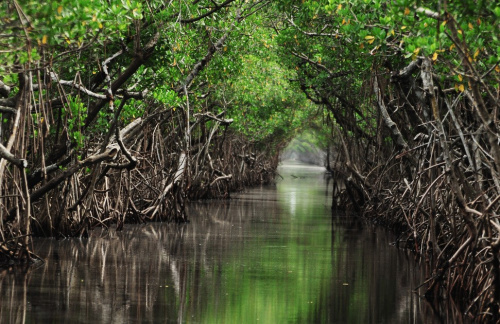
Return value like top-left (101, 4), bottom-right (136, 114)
top-left (0, 162), bottom-right (440, 323)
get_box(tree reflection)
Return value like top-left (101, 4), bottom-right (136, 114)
top-left (0, 163), bottom-right (460, 323)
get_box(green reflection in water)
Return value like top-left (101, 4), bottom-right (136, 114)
top-left (180, 163), bottom-right (428, 323)
top-left (190, 165), bottom-right (336, 323)
top-left (0, 163), bottom-right (435, 323)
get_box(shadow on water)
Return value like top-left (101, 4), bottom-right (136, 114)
top-left (0, 161), bottom-right (444, 323)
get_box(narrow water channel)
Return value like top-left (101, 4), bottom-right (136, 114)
top-left (0, 162), bottom-right (440, 323)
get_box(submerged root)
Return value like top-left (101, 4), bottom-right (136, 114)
top-left (0, 241), bottom-right (43, 268)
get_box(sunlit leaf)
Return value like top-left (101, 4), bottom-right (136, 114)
top-left (473, 49), bottom-right (480, 59)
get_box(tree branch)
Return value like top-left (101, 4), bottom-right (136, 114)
top-left (180, 0), bottom-right (236, 23)
top-left (176, 30), bottom-right (231, 93)
top-left (50, 72), bottom-right (107, 99)
top-left (0, 142), bottom-right (27, 168)
top-left (373, 74), bottom-right (409, 151)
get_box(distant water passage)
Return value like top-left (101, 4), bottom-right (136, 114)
top-left (0, 162), bottom-right (439, 323)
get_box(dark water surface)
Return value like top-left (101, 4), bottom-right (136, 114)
top-left (0, 163), bottom-right (440, 323)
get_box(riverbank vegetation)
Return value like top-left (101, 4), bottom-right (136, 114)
top-left (1, 0), bottom-right (500, 321)
top-left (274, 0), bottom-right (500, 321)
top-left (0, 0), bottom-right (314, 260)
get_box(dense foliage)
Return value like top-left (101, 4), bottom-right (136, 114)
top-left (1, 0), bottom-right (500, 320)
top-left (0, 0), bottom-right (313, 257)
